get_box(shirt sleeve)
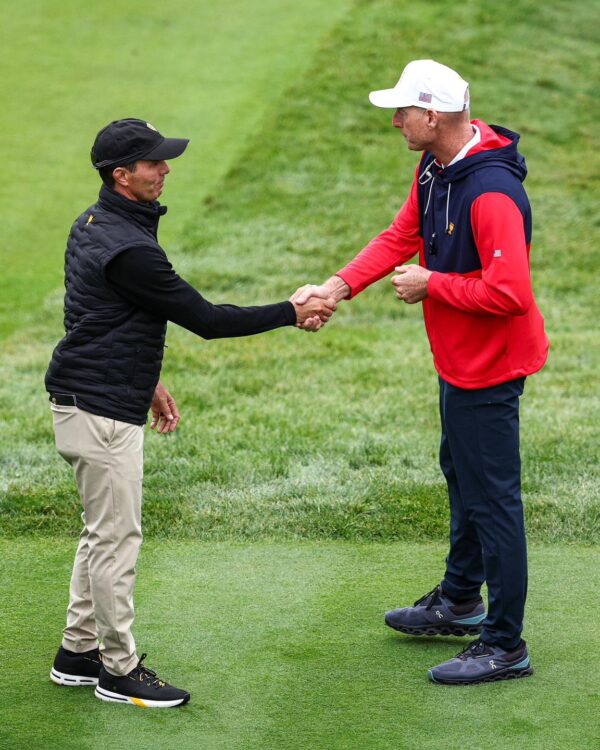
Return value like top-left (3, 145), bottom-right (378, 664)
top-left (426, 192), bottom-right (534, 316)
top-left (336, 176), bottom-right (423, 298)
top-left (105, 246), bottom-right (297, 338)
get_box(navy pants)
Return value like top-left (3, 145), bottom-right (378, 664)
top-left (438, 377), bottom-right (527, 650)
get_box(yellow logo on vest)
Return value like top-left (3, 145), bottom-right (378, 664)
top-left (86, 215), bottom-right (94, 225)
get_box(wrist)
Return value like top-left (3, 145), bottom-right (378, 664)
top-left (324, 275), bottom-right (350, 302)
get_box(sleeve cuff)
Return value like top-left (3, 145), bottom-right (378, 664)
top-left (282, 300), bottom-right (297, 325)
top-left (426, 271), bottom-right (443, 300)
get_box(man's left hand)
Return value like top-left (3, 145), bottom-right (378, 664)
top-left (150, 381), bottom-right (180, 433)
top-left (391, 265), bottom-right (432, 304)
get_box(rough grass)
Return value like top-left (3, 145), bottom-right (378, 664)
top-left (1, 0), bottom-right (599, 543)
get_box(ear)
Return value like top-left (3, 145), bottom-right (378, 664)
top-left (112, 166), bottom-right (129, 187)
top-left (425, 109), bottom-right (439, 128)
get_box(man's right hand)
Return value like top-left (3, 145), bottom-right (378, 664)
top-left (290, 276), bottom-right (350, 331)
top-left (290, 295), bottom-right (336, 331)
top-left (291, 276), bottom-right (350, 305)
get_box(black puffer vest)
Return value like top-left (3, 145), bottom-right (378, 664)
top-left (45, 186), bottom-right (168, 425)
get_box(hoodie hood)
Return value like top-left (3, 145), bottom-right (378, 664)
top-left (437, 120), bottom-right (528, 185)
top-left (417, 120), bottom-right (529, 240)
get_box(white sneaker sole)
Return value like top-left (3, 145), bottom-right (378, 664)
top-left (95, 685), bottom-right (188, 708)
top-left (50, 668), bottom-right (98, 686)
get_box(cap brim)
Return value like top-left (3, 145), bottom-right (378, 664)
top-left (143, 137), bottom-right (189, 161)
top-left (369, 88), bottom-right (413, 109)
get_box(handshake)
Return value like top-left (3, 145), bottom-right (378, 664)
top-left (288, 276), bottom-right (350, 332)
top-left (288, 264), bottom-right (432, 332)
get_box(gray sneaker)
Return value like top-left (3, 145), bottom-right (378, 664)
top-left (428, 638), bottom-right (533, 685)
top-left (385, 584), bottom-right (486, 636)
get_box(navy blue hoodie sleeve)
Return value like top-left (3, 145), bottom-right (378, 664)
top-left (105, 245), bottom-right (297, 339)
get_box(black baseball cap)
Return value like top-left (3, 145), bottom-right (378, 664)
top-left (91, 118), bottom-right (189, 170)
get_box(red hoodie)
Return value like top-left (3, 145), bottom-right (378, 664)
top-left (337, 120), bottom-right (549, 389)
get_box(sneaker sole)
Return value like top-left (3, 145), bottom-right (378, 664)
top-left (95, 685), bottom-right (190, 708)
top-left (385, 621), bottom-right (483, 637)
top-left (428, 665), bottom-right (534, 685)
top-left (50, 668), bottom-right (98, 686)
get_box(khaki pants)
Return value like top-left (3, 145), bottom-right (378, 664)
top-left (52, 404), bottom-right (144, 676)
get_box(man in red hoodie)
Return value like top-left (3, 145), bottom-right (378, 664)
top-left (293, 60), bottom-right (549, 685)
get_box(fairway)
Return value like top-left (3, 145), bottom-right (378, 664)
top-left (1, 0), bottom-right (599, 747)
top-left (1, 540), bottom-right (599, 750)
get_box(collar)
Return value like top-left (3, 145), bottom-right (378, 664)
top-left (97, 185), bottom-right (167, 228)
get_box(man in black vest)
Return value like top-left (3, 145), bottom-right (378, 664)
top-left (46, 118), bottom-right (334, 708)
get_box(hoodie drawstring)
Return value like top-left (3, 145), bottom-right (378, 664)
top-left (419, 159), bottom-right (452, 238)
top-left (424, 176), bottom-right (435, 216)
top-left (419, 159), bottom-right (436, 216)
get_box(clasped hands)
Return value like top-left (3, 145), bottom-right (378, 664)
top-left (290, 264), bottom-right (432, 332)
top-left (289, 286), bottom-right (336, 332)
top-left (289, 275), bottom-right (350, 331)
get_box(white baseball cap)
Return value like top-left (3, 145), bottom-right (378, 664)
top-left (369, 59), bottom-right (470, 112)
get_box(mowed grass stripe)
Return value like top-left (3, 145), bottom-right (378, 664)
top-left (0, 0), bottom-right (352, 339)
top-left (1, 539), bottom-right (599, 749)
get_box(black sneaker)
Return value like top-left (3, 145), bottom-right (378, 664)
top-left (50, 645), bottom-right (102, 686)
top-left (95, 653), bottom-right (190, 708)
top-left (385, 584), bottom-right (486, 636)
top-left (428, 638), bottom-right (534, 685)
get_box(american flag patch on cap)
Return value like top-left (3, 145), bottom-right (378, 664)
top-left (418, 92), bottom-right (432, 103)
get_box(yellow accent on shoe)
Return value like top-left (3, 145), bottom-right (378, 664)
top-left (130, 697), bottom-right (147, 708)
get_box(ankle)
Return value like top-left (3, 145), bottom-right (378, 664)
top-left (441, 587), bottom-right (482, 606)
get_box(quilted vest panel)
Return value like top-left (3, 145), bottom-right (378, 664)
top-left (45, 186), bottom-right (168, 425)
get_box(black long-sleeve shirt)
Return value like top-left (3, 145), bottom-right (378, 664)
top-left (106, 245), bottom-right (296, 338)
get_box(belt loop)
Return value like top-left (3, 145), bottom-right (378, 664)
top-left (49, 393), bottom-right (77, 406)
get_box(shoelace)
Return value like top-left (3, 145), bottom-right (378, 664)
top-left (413, 585), bottom-right (443, 610)
top-left (456, 639), bottom-right (491, 660)
top-left (134, 654), bottom-right (166, 688)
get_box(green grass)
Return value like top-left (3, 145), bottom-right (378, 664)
top-left (0, 0), bottom-right (351, 338)
top-left (1, 3), bottom-right (599, 746)
top-left (1, 539), bottom-right (599, 750)
top-left (1, 0), bottom-right (599, 542)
